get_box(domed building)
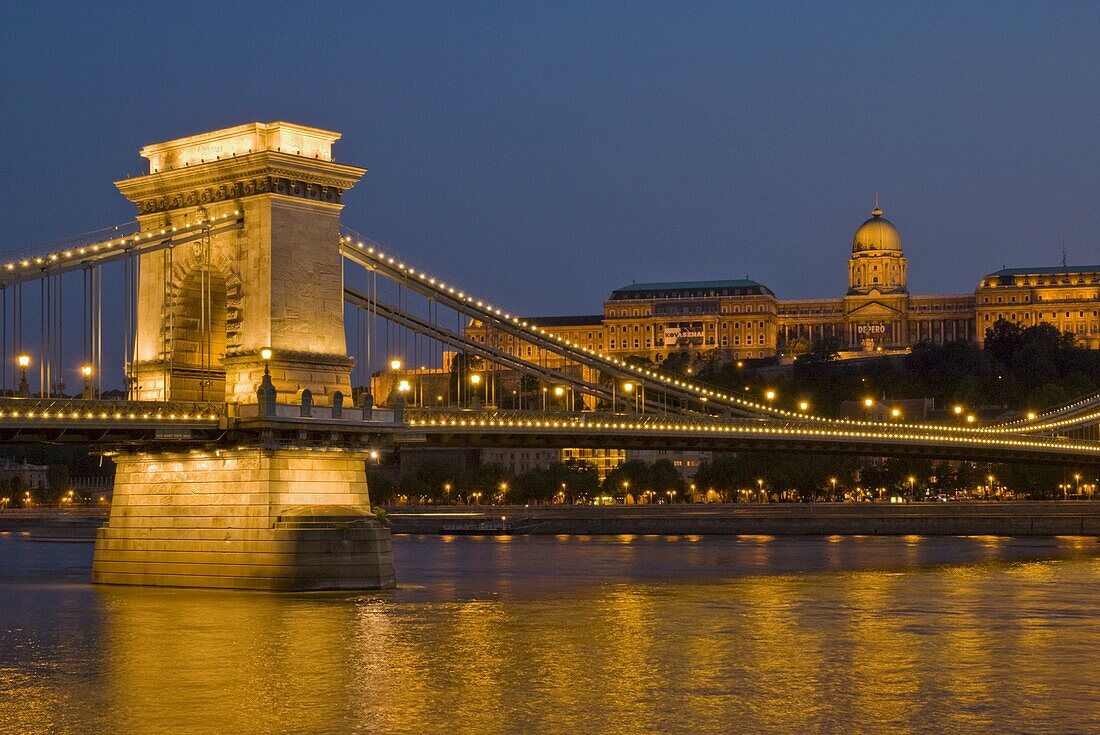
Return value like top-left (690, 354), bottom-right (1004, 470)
top-left (847, 203), bottom-right (907, 295)
top-left (459, 198), bottom-right (1099, 377)
top-left (778, 200), bottom-right (975, 351)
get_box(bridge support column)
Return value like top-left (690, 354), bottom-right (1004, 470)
top-left (92, 448), bottom-right (394, 591)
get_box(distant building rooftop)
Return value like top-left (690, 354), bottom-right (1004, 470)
top-left (987, 265), bottom-right (1100, 277)
top-left (609, 279), bottom-right (772, 300)
top-left (525, 315), bottom-right (604, 327)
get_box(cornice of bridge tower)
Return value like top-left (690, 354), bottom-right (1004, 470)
top-left (115, 121), bottom-right (366, 217)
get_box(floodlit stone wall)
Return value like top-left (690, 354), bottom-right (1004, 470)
top-left (93, 448), bottom-right (394, 590)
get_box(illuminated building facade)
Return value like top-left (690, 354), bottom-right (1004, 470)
top-left (974, 266), bottom-right (1100, 348)
top-left (468, 203), bottom-right (1100, 361)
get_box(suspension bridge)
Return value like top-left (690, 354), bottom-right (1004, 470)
top-left (2, 121), bottom-right (1100, 591)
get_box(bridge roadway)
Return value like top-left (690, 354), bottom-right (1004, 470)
top-left (397, 409), bottom-right (1100, 466)
top-left (0, 381), bottom-right (1092, 463)
top-left (0, 398), bottom-right (1098, 466)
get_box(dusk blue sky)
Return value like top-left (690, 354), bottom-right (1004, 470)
top-left (3, 1), bottom-right (1100, 320)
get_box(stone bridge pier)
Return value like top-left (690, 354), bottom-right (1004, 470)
top-left (92, 122), bottom-right (394, 591)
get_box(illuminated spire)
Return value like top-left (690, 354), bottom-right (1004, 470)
top-left (871, 192), bottom-right (882, 218)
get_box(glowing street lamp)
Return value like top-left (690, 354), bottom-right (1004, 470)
top-left (953, 405), bottom-right (963, 416)
top-left (863, 397), bottom-right (874, 408)
top-left (16, 354), bottom-right (30, 397)
top-left (1026, 410), bottom-right (1038, 421)
top-left (890, 407), bottom-right (901, 419)
top-left (799, 400), bottom-right (810, 412)
top-left (260, 347), bottom-right (273, 377)
top-left (765, 390), bottom-right (776, 401)
top-left (81, 364), bottom-right (94, 399)
top-left (830, 477), bottom-right (837, 500)
top-left (389, 359), bottom-right (402, 371)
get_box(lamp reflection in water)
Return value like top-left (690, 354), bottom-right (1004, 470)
top-left (2, 535), bottom-right (1098, 734)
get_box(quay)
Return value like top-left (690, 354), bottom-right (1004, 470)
top-left (386, 502), bottom-right (1100, 537)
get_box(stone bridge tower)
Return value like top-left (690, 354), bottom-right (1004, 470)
top-left (94, 123), bottom-right (393, 592)
top-left (115, 122), bottom-right (364, 407)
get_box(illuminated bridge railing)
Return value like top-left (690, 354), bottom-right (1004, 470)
top-left (0, 398), bottom-right (224, 423)
top-left (986, 392), bottom-right (1100, 433)
top-left (400, 409), bottom-right (1100, 462)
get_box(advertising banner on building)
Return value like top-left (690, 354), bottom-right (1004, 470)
top-left (663, 322), bottom-right (704, 346)
top-left (855, 323), bottom-right (892, 342)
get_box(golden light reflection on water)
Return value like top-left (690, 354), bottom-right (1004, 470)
top-left (1, 536), bottom-right (1099, 735)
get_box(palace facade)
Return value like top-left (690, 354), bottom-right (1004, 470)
top-left (468, 204), bottom-right (1100, 361)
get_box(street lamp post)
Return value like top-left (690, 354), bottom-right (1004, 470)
top-left (17, 354), bottom-right (30, 398)
top-left (81, 364), bottom-right (94, 399)
top-left (830, 477), bottom-right (837, 502)
top-left (470, 373), bottom-right (482, 409)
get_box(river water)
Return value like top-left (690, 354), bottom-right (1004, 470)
top-left (1, 532), bottom-right (1098, 734)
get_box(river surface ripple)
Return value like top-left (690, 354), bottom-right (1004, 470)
top-left (1, 532), bottom-right (1098, 735)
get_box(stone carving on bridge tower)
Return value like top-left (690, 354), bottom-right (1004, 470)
top-left (115, 121), bottom-right (365, 407)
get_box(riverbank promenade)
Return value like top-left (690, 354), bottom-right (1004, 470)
top-left (386, 501), bottom-right (1100, 537)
